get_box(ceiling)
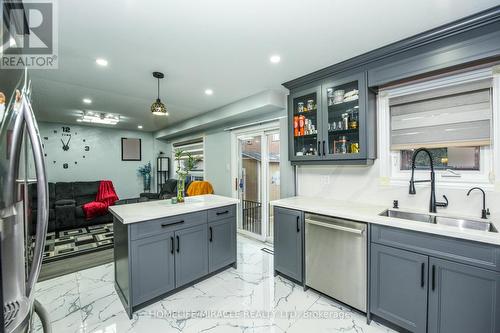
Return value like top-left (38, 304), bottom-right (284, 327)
top-left (29, 0), bottom-right (499, 132)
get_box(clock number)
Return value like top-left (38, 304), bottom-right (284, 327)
top-left (62, 126), bottom-right (70, 133)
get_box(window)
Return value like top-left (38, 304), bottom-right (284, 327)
top-left (378, 66), bottom-right (499, 188)
top-left (172, 138), bottom-right (204, 180)
top-left (399, 147), bottom-right (480, 171)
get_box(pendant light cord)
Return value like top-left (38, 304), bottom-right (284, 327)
top-left (157, 78), bottom-right (160, 99)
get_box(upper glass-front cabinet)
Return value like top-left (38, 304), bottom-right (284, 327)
top-left (288, 72), bottom-right (375, 164)
top-left (323, 74), bottom-right (365, 159)
top-left (289, 86), bottom-right (322, 161)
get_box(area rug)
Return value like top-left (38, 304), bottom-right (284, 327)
top-left (36, 223), bottom-right (114, 263)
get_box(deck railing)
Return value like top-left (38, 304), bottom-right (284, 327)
top-left (242, 199), bottom-right (262, 234)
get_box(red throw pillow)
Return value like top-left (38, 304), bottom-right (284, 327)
top-left (82, 201), bottom-right (108, 220)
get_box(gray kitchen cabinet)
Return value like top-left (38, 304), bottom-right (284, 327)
top-left (287, 72), bottom-right (376, 165)
top-left (370, 225), bottom-right (500, 333)
top-left (321, 72), bottom-right (376, 162)
top-left (288, 84), bottom-right (323, 163)
top-left (130, 232), bottom-right (175, 306)
top-left (274, 207), bottom-right (303, 283)
top-left (174, 224), bottom-right (209, 287)
top-left (370, 243), bottom-right (428, 333)
top-left (427, 257), bottom-right (500, 333)
top-left (208, 217), bottom-right (236, 273)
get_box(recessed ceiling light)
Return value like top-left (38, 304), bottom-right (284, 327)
top-left (138, 125), bottom-right (143, 129)
top-left (205, 89), bottom-right (213, 96)
top-left (82, 98), bottom-right (92, 104)
top-left (95, 58), bottom-right (108, 66)
top-left (270, 55), bottom-right (281, 64)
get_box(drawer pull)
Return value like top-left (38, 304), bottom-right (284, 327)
top-left (170, 236), bottom-right (174, 254)
top-left (209, 227), bottom-right (213, 242)
top-left (216, 210), bottom-right (229, 216)
top-left (161, 220), bottom-right (184, 227)
top-left (176, 235), bottom-right (180, 253)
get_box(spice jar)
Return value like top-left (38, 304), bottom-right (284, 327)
top-left (335, 135), bottom-right (348, 154)
top-left (307, 99), bottom-right (314, 111)
top-left (297, 102), bottom-right (304, 113)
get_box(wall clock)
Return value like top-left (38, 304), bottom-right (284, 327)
top-left (44, 126), bottom-right (92, 169)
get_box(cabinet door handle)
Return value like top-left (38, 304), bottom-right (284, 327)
top-left (170, 236), bottom-right (174, 254)
top-left (421, 263), bottom-right (425, 288)
top-left (216, 210), bottom-right (229, 216)
top-left (322, 141), bottom-right (326, 156)
top-left (431, 265), bottom-right (436, 291)
top-left (176, 235), bottom-right (180, 253)
top-left (296, 216), bottom-right (300, 232)
top-left (209, 227), bottom-right (213, 242)
top-left (317, 141), bottom-right (321, 156)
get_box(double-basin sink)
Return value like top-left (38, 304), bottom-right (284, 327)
top-left (380, 209), bottom-right (497, 233)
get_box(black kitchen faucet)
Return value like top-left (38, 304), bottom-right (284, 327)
top-left (409, 148), bottom-right (448, 213)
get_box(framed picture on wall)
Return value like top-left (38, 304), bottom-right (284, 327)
top-left (121, 138), bottom-right (141, 161)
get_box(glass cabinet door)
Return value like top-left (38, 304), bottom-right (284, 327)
top-left (324, 78), bottom-right (363, 157)
top-left (290, 87), bottom-right (320, 159)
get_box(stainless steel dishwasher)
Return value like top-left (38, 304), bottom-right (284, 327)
top-left (305, 213), bottom-right (367, 312)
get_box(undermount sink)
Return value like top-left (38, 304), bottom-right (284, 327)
top-left (379, 209), bottom-right (497, 233)
top-left (379, 210), bottom-right (433, 223)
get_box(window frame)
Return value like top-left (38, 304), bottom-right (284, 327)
top-left (171, 137), bottom-right (205, 180)
top-left (378, 66), bottom-right (499, 190)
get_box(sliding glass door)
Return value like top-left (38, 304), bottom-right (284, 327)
top-left (235, 130), bottom-right (280, 242)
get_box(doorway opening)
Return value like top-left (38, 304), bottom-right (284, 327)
top-left (231, 124), bottom-right (281, 243)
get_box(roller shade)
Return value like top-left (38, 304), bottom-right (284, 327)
top-left (390, 80), bottom-right (492, 150)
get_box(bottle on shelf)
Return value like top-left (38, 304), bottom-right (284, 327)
top-left (298, 115), bottom-right (305, 136)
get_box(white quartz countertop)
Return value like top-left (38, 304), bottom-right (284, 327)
top-left (109, 194), bottom-right (239, 224)
top-left (271, 196), bottom-right (500, 246)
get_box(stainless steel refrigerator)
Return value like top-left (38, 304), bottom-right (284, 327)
top-left (1, 69), bottom-right (51, 333)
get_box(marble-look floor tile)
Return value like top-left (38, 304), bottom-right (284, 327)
top-left (34, 235), bottom-right (394, 333)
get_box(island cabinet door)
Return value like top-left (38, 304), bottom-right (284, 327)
top-left (427, 257), bottom-right (500, 333)
top-left (370, 243), bottom-right (428, 333)
top-left (208, 217), bottom-right (236, 273)
top-left (131, 232), bottom-right (175, 306)
top-left (174, 224), bottom-right (209, 288)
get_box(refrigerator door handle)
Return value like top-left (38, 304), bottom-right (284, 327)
top-left (22, 96), bottom-right (49, 298)
top-left (5, 103), bottom-right (25, 207)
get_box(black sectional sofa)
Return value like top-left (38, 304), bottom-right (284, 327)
top-left (138, 178), bottom-right (195, 201)
top-left (29, 181), bottom-right (116, 234)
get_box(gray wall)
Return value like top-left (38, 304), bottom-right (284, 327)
top-left (39, 122), bottom-right (167, 199)
top-left (204, 131), bottom-right (232, 196)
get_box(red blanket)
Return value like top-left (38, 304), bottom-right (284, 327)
top-left (82, 180), bottom-right (119, 219)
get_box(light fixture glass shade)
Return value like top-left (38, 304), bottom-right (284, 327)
top-left (151, 98), bottom-right (168, 116)
top-left (77, 111), bottom-right (119, 125)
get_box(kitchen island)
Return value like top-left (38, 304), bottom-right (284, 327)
top-left (109, 194), bottom-right (238, 318)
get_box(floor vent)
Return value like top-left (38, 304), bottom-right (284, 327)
top-left (261, 248), bottom-right (274, 255)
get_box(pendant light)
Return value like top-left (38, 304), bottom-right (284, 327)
top-left (151, 71), bottom-right (168, 116)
